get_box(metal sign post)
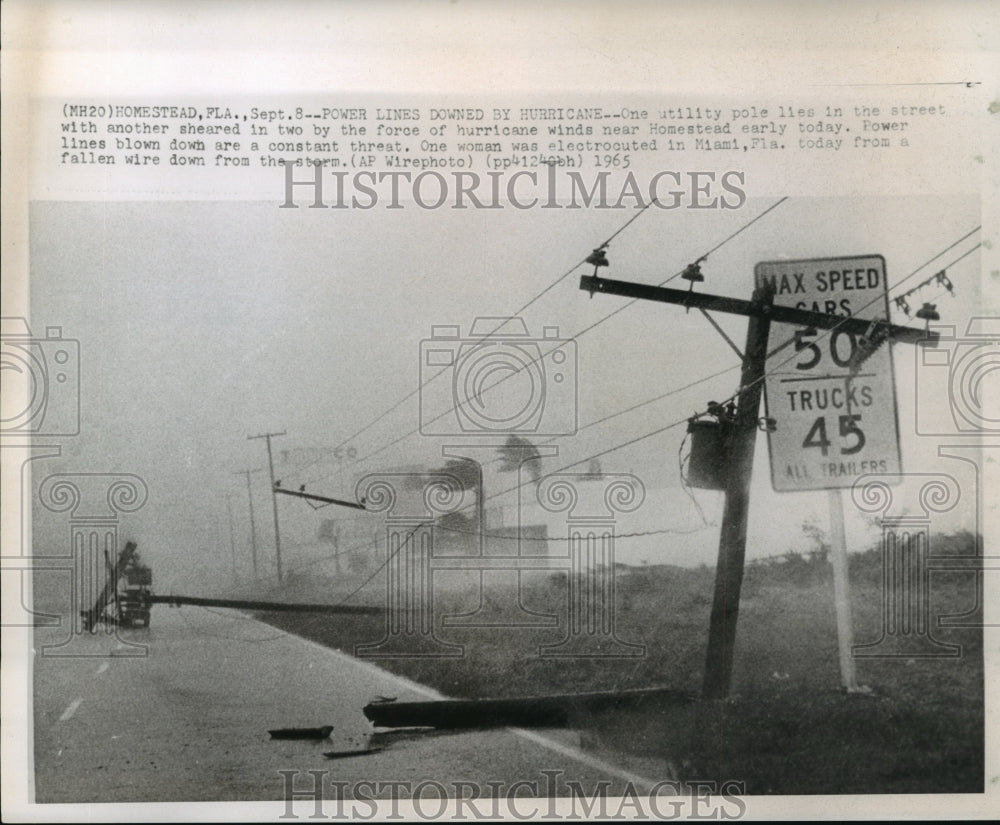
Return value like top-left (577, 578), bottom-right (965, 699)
top-left (756, 255), bottom-right (900, 692)
top-left (827, 488), bottom-right (858, 691)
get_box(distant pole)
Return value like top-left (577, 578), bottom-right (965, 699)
top-left (249, 431), bottom-right (287, 583)
top-left (702, 284), bottom-right (773, 701)
top-left (828, 488), bottom-right (859, 691)
top-left (226, 496), bottom-right (238, 586)
top-left (236, 470), bottom-right (259, 579)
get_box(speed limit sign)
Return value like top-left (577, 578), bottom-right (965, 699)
top-left (755, 255), bottom-right (902, 492)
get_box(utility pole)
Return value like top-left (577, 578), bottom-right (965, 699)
top-left (235, 470), bottom-right (259, 579)
top-left (580, 272), bottom-right (935, 701)
top-left (226, 496), bottom-right (238, 586)
top-left (701, 284), bottom-right (771, 701)
top-left (249, 431), bottom-right (287, 583)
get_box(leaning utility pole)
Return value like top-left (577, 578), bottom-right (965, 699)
top-left (701, 283), bottom-right (772, 701)
top-left (248, 431), bottom-right (287, 583)
top-left (580, 271), bottom-right (934, 701)
top-left (235, 469), bottom-right (260, 579)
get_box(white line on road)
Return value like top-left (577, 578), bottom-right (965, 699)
top-left (58, 698), bottom-right (82, 722)
top-left (511, 727), bottom-right (663, 791)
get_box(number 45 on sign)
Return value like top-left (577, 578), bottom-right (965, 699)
top-left (757, 255), bottom-right (902, 493)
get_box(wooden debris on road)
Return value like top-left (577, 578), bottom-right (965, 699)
top-left (268, 725), bottom-right (334, 740)
top-left (363, 686), bottom-right (695, 730)
top-left (323, 746), bottom-right (385, 759)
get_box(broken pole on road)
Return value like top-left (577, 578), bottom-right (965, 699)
top-left (363, 686), bottom-right (695, 730)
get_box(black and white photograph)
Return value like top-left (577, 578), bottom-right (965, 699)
top-left (2, 2), bottom-right (997, 821)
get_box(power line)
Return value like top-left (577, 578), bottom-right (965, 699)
top-left (278, 353), bottom-right (737, 573)
top-left (700, 196), bottom-right (791, 262)
top-left (278, 225), bottom-right (982, 601)
top-left (632, 229), bottom-right (983, 428)
top-left (570, 197), bottom-right (789, 337)
top-left (727, 235), bottom-right (983, 412)
top-left (275, 204), bottom-right (964, 496)
top-left (324, 412), bottom-right (700, 606)
top-left (600, 196), bottom-right (661, 246)
top-left (358, 230), bottom-right (979, 522)
top-left (279, 363), bottom-right (744, 577)
top-left (433, 523), bottom-right (710, 541)
top-left (281, 516), bottom-right (713, 581)
top-left (287, 201), bottom-right (663, 484)
top-left (278, 205), bottom-right (823, 588)
top-left (297, 198), bottom-right (790, 489)
top-left (888, 226), bottom-right (981, 298)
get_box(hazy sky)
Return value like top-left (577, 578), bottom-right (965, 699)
top-left (28, 194), bottom-right (982, 589)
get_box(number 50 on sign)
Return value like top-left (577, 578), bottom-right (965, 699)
top-left (755, 255), bottom-right (902, 492)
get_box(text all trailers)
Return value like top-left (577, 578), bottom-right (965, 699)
top-left (756, 255), bottom-right (902, 493)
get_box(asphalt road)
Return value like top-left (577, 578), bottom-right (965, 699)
top-left (31, 603), bottom-right (664, 807)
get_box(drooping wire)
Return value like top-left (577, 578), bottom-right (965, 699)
top-left (280, 223), bottom-right (982, 598)
top-left (298, 197), bottom-right (790, 489)
top-left (277, 202), bottom-right (806, 586)
top-left (432, 523), bottom-right (709, 541)
top-left (278, 359), bottom-right (744, 582)
top-left (285, 200), bottom-right (662, 485)
top-left (464, 230), bottom-right (985, 523)
top-left (713, 235), bottom-right (983, 419)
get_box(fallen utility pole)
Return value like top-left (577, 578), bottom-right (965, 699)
top-left (81, 540), bottom-right (138, 631)
top-left (273, 486), bottom-right (367, 511)
top-left (363, 686), bottom-right (695, 729)
top-left (580, 272), bottom-right (937, 702)
top-left (78, 539), bottom-right (383, 631)
top-left (150, 594), bottom-right (382, 615)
